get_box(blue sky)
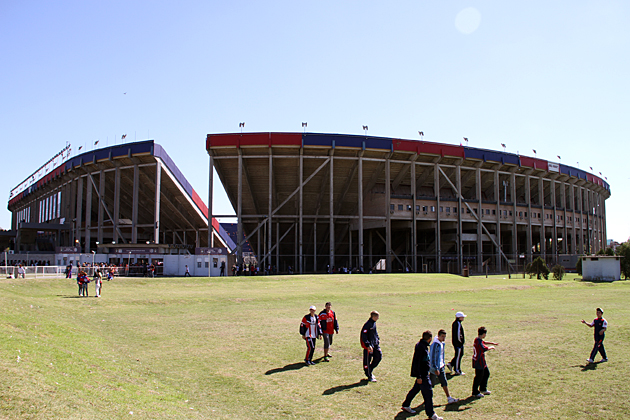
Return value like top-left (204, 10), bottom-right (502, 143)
top-left (1, 1), bottom-right (628, 241)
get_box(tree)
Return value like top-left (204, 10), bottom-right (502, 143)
top-left (551, 264), bottom-right (565, 280)
top-left (576, 256), bottom-right (583, 276)
top-left (616, 242), bottom-right (630, 279)
top-left (596, 247), bottom-right (615, 256)
top-left (526, 257), bottom-right (550, 279)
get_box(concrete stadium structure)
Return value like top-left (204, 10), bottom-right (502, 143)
top-left (207, 132), bottom-right (610, 274)
top-left (6, 140), bottom-right (234, 267)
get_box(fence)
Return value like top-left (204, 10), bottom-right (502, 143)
top-left (1, 265), bottom-right (66, 279)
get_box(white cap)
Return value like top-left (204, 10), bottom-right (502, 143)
top-left (309, 305), bottom-right (316, 310)
top-left (455, 311), bottom-right (467, 318)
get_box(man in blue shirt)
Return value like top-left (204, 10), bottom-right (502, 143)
top-left (430, 329), bottom-right (459, 404)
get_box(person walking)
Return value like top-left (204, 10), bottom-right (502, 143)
top-left (94, 268), bottom-right (103, 298)
top-left (401, 330), bottom-right (443, 419)
top-left (447, 311), bottom-right (466, 375)
top-left (430, 329), bottom-right (459, 404)
top-left (220, 261), bottom-right (226, 276)
top-left (318, 302), bottom-right (339, 359)
top-left (360, 311), bottom-right (382, 382)
top-left (471, 326), bottom-right (498, 398)
top-left (300, 305), bottom-right (322, 365)
top-left (184, 265), bottom-right (191, 277)
top-left (582, 307), bottom-right (608, 363)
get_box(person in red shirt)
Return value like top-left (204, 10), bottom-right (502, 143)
top-left (471, 326), bottom-right (498, 398)
top-left (318, 302), bottom-right (339, 359)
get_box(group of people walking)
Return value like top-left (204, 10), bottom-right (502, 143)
top-left (299, 302), bottom-right (339, 365)
top-left (77, 267), bottom-right (112, 297)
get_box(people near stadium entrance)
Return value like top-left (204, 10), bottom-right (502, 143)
top-left (430, 329), bottom-right (459, 404)
top-left (401, 330), bottom-right (442, 419)
top-left (220, 261), bottom-right (226, 276)
top-left (65, 262), bottom-right (73, 279)
top-left (472, 326), bottom-right (498, 398)
top-left (447, 311), bottom-right (466, 375)
top-left (300, 305), bottom-right (322, 366)
top-left (582, 307), bottom-right (608, 363)
top-left (231, 264), bottom-right (236, 276)
top-left (17, 265), bottom-right (25, 279)
top-left (77, 269), bottom-right (89, 297)
top-left (149, 263), bottom-right (155, 278)
top-left (94, 269), bottom-right (103, 298)
top-left (318, 302), bottom-right (339, 359)
top-left (361, 310), bottom-right (382, 382)
top-left (184, 265), bottom-right (191, 277)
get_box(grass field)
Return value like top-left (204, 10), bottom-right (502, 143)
top-left (1, 273), bottom-right (629, 419)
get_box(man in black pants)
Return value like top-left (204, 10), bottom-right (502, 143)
top-left (447, 311), bottom-right (466, 375)
top-left (360, 311), bottom-right (381, 382)
top-left (401, 330), bottom-right (443, 420)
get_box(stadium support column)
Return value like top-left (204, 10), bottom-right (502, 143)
top-left (551, 178), bottom-right (557, 264)
top-left (571, 183), bottom-right (577, 255)
top-left (578, 187), bottom-right (584, 255)
top-left (526, 175), bottom-right (532, 264)
top-left (299, 149), bottom-right (303, 274)
top-left (329, 155), bottom-right (334, 271)
top-left (76, 176), bottom-right (83, 248)
top-left (358, 150), bottom-right (364, 272)
top-left (113, 167), bottom-right (121, 244)
top-left (476, 168), bottom-right (482, 272)
top-left (494, 169), bottom-right (501, 272)
top-left (411, 160), bottom-right (417, 272)
top-left (539, 176), bottom-right (545, 261)
top-left (434, 163), bottom-right (441, 273)
top-left (386, 158), bottom-right (392, 273)
top-left (85, 173), bottom-right (92, 253)
top-left (237, 151), bottom-right (243, 267)
top-left (511, 172), bottom-right (517, 266)
top-left (208, 153), bottom-right (214, 249)
top-left (456, 165), bottom-right (463, 273)
top-left (154, 160), bottom-right (161, 245)
top-left (132, 165), bottom-right (139, 244)
top-left (268, 150), bottom-right (273, 273)
top-left (97, 170), bottom-right (104, 245)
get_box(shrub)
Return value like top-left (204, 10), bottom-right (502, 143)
top-left (551, 264), bottom-right (565, 280)
top-left (526, 257), bottom-right (550, 280)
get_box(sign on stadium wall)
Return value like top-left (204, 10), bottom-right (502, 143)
top-left (196, 247), bottom-right (228, 255)
top-left (10, 145), bottom-right (72, 200)
top-left (548, 162), bottom-right (560, 172)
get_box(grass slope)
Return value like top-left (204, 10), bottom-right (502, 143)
top-left (1, 274), bottom-right (629, 419)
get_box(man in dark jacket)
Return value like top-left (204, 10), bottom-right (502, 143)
top-left (401, 330), bottom-right (443, 420)
top-left (447, 311), bottom-right (466, 375)
top-left (360, 311), bottom-right (381, 382)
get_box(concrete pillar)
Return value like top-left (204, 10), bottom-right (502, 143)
top-left (299, 150), bottom-right (303, 274)
top-left (85, 173), bottom-right (92, 253)
top-left (208, 154), bottom-right (214, 248)
top-left (237, 152), bottom-right (242, 266)
top-left (154, 161), bottom-right (161, 244)
top-left (476, 168), bottom-right (482, 272)
top-left (386, 159), bottom-right (392, 273)
top-left (411, 160), bottom-right (417, 272)
top-left (113, 166), bottom-right (120, 244)
top-left (435, 163), bottom-right (441, 273)
top-left (329, 157), bottom-right (335, 270)
top-left (456, 166), bottom-right (463, 273)
top-left (358, 151), bottom-right (364, 271)
top-left (268, 152), bottom-right (273, 272)
top-left (75, 176), bottom-right (83, 248)
top-left (97, 170), bottom-right (104, 245)
top-left (132, 165), bottom-right (139, 244)
top-left (494, 169), bottom-right (501, 271)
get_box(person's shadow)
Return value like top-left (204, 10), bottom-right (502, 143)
top-left (322, 379), bottom-right (368, 395)
top-left (265, 362), bottom-right (308, 375)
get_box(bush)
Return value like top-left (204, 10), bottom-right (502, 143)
top-left (616, 242), bottom-right (630, 279)
top-left (526, 257), bottom-right (550, 280)
top-left (551, 264), bottom-right (565, 280)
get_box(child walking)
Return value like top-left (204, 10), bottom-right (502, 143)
top-left (582, 308), bottom-right (608, 363)
top-left (471, 326), bottom-right (498, 398)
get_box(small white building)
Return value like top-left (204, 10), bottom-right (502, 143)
top-left (582, 256), bottom-right (622, 282)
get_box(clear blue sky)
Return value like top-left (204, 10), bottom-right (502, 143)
top-left (1, 1), bottom-right (628, 241)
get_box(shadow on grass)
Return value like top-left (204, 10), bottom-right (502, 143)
top-left (265, 362), bottom-right (308, 375)
top-left (393, 396), bottom-right (475, 418)
top-left (575, 362), bottom-right (599, 372)
top-left (323, 379), bottom-right (368, 395)
top-left (443, 395), bottom-right (476, 411)
top-left (60, 295), bottom-right (91, 299)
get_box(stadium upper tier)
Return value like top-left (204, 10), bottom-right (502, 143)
top-left (206, 132), bottom-right (609, 195)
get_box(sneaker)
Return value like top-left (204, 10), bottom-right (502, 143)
top-left (430, 414), bottom-right (444, 420)
top-left (446, 362), bottom-right (452, 372)
top-left (326, 354), bottom-right (332, 357)
top-left (447, 396), bottom-right (460, 404)
top-left (304, 360), bottom-right (310, 366)
top-left (481, 390), bottom-right (491, 395)
top-left (473, 393), bottom-right (484, 398)
top-left (586, 358), bottom-right (594, 364)
top-left (401, 406), bottom-right (416, 414)
top-left (369, 375), bottom-right (377, 382)
top-left (600, 358), bottom-right (608, 363)
top-left (309, 361), bottom-right (316, 365)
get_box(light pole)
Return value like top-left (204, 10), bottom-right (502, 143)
top-left (91, 250), bottom-right (95, 267)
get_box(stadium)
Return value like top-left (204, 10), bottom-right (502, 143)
top-left (5, 140), bottom-right (235, 275)
top-left (207, 132), bottom-right (610, 274)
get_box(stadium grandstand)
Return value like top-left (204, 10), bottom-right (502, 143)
top-left (5, 140), bottom-right (234, 271)
top-left (207, 132), bottom-right (610, 274)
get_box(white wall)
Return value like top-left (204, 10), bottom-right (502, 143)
top-left (162, 255), bottom-right (227, 277)
top-left (583, 257), bottom-right (621, 282)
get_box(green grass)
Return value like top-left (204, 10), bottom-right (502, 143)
top-left (1, 273), bottom-right (629, 419)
